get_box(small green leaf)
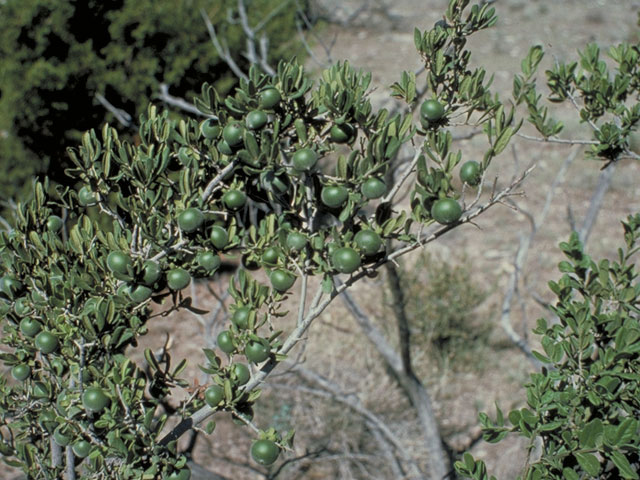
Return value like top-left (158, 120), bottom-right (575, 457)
top-left (562, 468), bottom-right (579, 480)
top-left (610, 451), bottom-right (639, 479)
top-left (574, 452), bottom-right (601, 476)
top-left (205, 421), bottom-right (216, 434)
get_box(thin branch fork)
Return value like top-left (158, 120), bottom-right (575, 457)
top-left (158, 84), bottom-right (212, 118)
top-left (236, 0), bottom-right (276, 76)
top-left (94, 92), bottom-right (135, 129)
top-left (201, 8), bottom-right (249, 82)
top-left (271, 365), bottom-right (421, 477)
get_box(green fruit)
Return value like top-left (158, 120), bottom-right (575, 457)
top-left (270, 270), bottom-right (296, 293)
top-left (72, 440), bottom-right (91, 458)
top-left (11, 364), bottom-right (30, 381)
top-left (78, 186), bottom-right (98, 207)
top-left (361, 177), bottom-right (387, 199)
top-left (330, 123), bottom-right (355, 143)
top-left (217, 331), bottom-right (235, 354)
top-left (198, 252), bottom-right (221, 272)
top-left (20, 317), bottom-right (42, 337)
top-left (53, 428), bottom-right (71, 447)
top-left (459, 160), bottom-right (482, 186)
top-left (82, 387), bottom-right (110, 413)
top-left (245, 341), bottom-right (270, 363)
top-left (204, 385), bottom-right (224, 407)
top-left (420, 99), bottom-right (445, 121)
top-left (107, 251), bottom-right (132, 276)
top-left (223, 190), bottom-right (247, 210)
top-left (210, 226), bottom-right (229, 250)
top-left (286, 232), bottom-right (307, 252)
top-left (431, 198), bottom-right (462, 225)
top-left (222, 123), bottom-right (243, 147)
top-left (354, 230), bottom-right (382, 256)
top-left (46, 215), bottom-right (63, 232)
top-left (321, 185), bottom-right (349, 208)
top-left (14, 297), bottom-right (31, 316)
top-left (231, 363), bottom-right (250, 386)
top-left (199, 118), bottom-right (218, 139)
top-left (246, 110), bottom-right (268, 130)
top-left (259, 88), bottom-right (281, 109)
top-left (129, 285), bottom-right (153, 303)
top-left (261, 247), bottom-right (279, 266)
top-left (142, 260), bottom-right (161, 286)
top-left (251, 439), bottom-right (280, 466)
top-left (331, 247), bottom-right (361, 274)
top-left (35, 331), bottom-right (59, 354)
top-left (178, 208), bottom-right (204, 233)
top-left (166, 468), bottom-right (191, 480)
top-left (167, 269), bottom-right (191, 291)
top-left (292, 148), bottom-right (318, 171)
top-left (232, 307), bottom-right (251, 329)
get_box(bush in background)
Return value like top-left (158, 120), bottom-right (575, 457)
top-left (0, 0), bottom-right (304, 210)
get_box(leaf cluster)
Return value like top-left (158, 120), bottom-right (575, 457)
top-left (457, 215), bottom-right (640, 479)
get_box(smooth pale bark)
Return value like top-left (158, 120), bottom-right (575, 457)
top-left (341, 275), bottom-right (450, 480)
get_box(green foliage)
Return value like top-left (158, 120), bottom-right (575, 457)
top-left (402, 253), bottom-right (488, 366)
top-left (514, 40), bottom-right (640, 161)
top-left (456, 215), bottom-right (640, 479)
top-left (0, 0), bottom-right (303, 209)
top-left (4, 0), bottom-right (623, 477)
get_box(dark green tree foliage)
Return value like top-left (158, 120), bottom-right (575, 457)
top-left (457, 215), bottom-right (640, 480)
top-left (0, 0), bottom-right (302, 206)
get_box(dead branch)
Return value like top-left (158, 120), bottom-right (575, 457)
top-left (578, 161), bottom-right (617, 246)
top-left (94, 93), bottom-right (135, 129)
top-left (500, 147), bottom-right (578, 365)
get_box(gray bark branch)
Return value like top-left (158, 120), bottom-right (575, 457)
top-left (340, 286), bottom-right (449, 480)
top-left (578, 161), bottom-right (616, 246)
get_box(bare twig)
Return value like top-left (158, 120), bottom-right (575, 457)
top-left (65, 446), bottom-right (76, 480)
top-left (236, 0), bottom-right (276, 76)
top-left (201, 8), bottom-right (249, 81)
top-left (295, 0), bottom-right (336, 66)
top-left (516, 132), bottom-right (598, 145)
top-left (578, 161), bottom-right (616, 246)
top-left (94, 93), bottom-right (134, 129)
top-left (158, 84), bottom-right (213, 118)
top-left (369, 424), bottom-right (405, 479)
top-left (275, 364), bottom-right (421, 477)
top-left (298, 366), bottom-right (403, 447)
top-left (339, 285), bottom-right (446, 480)
top-left (202, 160), bottom-right (239, 203)
top-left (51, 437), bottom-right (62, 469)
top-left (381, 149), bottom-right (421, 204)
top-left (500, 147), bottom-right (578, 365)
